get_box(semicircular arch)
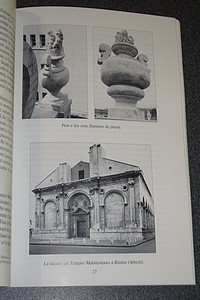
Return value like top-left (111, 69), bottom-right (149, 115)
top-left (42, 199), bottom-right (59, 212)
top-left (103, 189), bottom-right (126, 206)
top-left (67, 190), bottom-right (93, 208)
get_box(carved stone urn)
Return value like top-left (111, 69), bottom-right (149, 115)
top-left (39, 29), bottom-right (71, 118)
top-left (98, 30), bottom-right (150, 120)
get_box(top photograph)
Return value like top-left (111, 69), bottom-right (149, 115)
top-left (22, 24), bottom-right (156, 121)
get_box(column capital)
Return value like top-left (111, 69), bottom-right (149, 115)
top-left (128, 177), bottom-right (135, 186)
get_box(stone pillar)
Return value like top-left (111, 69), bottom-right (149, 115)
top-left (146, 210), bottom-right (149, 228)
top-left (55, 195), bottom-right (62, 228)
top-left (89, 189), bottom-right (96, 229)
top-left (128, 178), bottom-right (135, 224)
top-left (64, 193), bottom-right (70, 237)
top-left (40, 198), bottom-right (45, 230)
top-left (35, 194), bottom-right (39, 214)
top-left (94, 186), bottom-right (100, 229)
top-left (139, 203), bottom-right (143, 228)
top-left (35, 193), bottom-right (41, 229)
top-left (41, 212), bottom-right (45, 230)
top-left (58, 193), bottom-right (64, 229)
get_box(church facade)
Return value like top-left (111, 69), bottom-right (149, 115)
top-left (32, 144), bottom-right (155, 244)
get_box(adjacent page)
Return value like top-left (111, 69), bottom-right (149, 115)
top-left (0, 0), bottom-right (16, 287)
top-left (11, 6), bottom-right (195, 286)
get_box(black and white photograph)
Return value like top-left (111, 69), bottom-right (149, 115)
top-left (22, 24), bottom-right (88, 119)
top-left (94, 27), bottom-right (156, 121)
top-left (29, 142), bottom-right (156, 255)
top-left (2, 1), bottom-right (196, 291)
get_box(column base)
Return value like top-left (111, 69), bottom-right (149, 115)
top-left (108, 107), bottom-right (145, 120)
top-left (31, 93), bottom-right (72, 118)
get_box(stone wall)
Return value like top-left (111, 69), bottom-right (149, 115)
top-left (90, 227), bottom-right (144, 242)
top-left (33, 167), bottom-right (155, 242)
top-left (71, 161), bottom-right (90, 181)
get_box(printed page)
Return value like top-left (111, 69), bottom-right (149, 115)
top-left (0, 0), bottom-right (16, 287)
top-left (11, 7), bottom-right (195, 286)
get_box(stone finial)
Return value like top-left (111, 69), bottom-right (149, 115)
top-left (46, 29), bottom-right (64, 58)
top-left (128, 178), bottom-right (135, 186)
top-left (114, 29), bottom-right (134, 45)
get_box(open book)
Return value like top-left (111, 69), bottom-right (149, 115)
top-left (0, 1), bottom-right (195, 287)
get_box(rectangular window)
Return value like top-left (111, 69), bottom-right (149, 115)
top-left (42, 92), bottom-right (47, 98)
top-left (23, 35), bottom-right (26, 42)
top-left (40, 34), bottom-right (46, 47)
top-left (30, 34), bottom-right (36, 47)
top-left (79, 170), bottom-right (84, 179)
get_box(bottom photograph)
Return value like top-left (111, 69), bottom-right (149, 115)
top-left (29, 142), bottom-right (156, 255)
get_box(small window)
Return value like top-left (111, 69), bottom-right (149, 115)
top-left (30, 34), bottom-right (36, 47)
top-left (41, 64), bottom-right (45, 70)
top-left (122, 185), bottom-right (128, 191)
top-left (42, 92), bottom-right (47, 98)
top-left (23, 35), bottom-right (26, 42)
top-left (40, 34), bottom-right (46, 47)
top-left (109, 166), bottom-right (112, 170)
top-left (79, 170), bottom-right (84, 179)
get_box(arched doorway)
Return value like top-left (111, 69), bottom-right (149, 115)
top-left (68, 193), bottom-right (91, 238)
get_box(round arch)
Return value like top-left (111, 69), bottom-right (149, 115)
top-left (67, 190), bottom-right (93, 209)
top-left (42, 199), bottom-right (59, 212)
top-left (102, 189), bottom-right (127, 206)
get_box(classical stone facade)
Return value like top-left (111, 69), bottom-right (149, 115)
top-left (32, 144), bottom-right (155, 244)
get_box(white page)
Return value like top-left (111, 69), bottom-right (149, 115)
top-left (0, 0), bottom-right (16, 287)
top-left (11, 7), bottom-right (195, 286)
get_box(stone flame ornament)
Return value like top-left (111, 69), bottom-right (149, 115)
top-left (38, 29), bottom-right (71, 118)
top-left (98, 29), bottom-right (150, 120)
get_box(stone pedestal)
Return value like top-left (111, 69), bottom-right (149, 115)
top-left (108, 107), bottom-right (144, 120)
top-left (32, 94), bottom-right (72, 118)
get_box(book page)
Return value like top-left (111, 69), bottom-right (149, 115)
top-left (11, 7), bottom-right (195, 286)
top-left (0, 0), bottom-right (16, 287)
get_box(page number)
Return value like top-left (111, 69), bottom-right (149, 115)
top-left (92, 269), bottom-right (97, 274)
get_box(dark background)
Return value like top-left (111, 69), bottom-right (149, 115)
top-left (1, 1), bottom-right (200, 299)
